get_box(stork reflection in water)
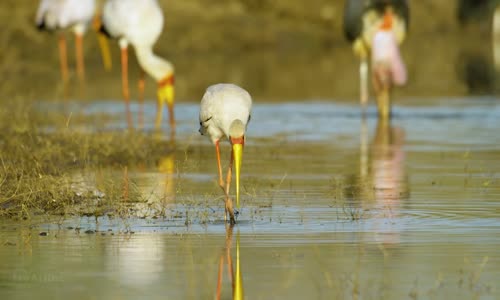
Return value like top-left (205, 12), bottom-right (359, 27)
top-left (216, 224), bottom-right (244, 300)
top-left (358, 117), bottom-right (409, 245)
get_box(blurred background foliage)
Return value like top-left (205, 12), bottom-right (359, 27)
top-left (0, 0), bottom-right (498, 103)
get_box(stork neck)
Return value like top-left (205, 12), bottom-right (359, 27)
top-left (134, 45), bottom-right (174, 82)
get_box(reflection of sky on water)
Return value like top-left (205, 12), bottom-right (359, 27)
top-left (42, 97), bottom-right (500, 149)
top-left (39, 97), bottom-right (500, 240)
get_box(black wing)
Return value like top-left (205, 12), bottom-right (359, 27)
top-left (343, 0), bottom-right (409, 42)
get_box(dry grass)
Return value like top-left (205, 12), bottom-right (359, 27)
top-left (0, 98), bottom-right (173, 218)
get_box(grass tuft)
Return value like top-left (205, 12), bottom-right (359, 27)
top-left (0, 98), bottom-right (173, 218)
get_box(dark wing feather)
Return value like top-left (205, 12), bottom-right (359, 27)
top-left (343, 0), bottom-right (410, 42)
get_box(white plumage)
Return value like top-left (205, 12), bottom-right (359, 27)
top-left (36, 0), bottom-right (95, 35)
top-left (36, 0), bottom-right (95, 85)
top-left (101, 0), bottom-right (175, 130)
top-left (102, 0), bottom-right (173, 81)
top-left (199, 84), bottom-right (252, 143)
top-left (199, 83), bottom-right (252, 224)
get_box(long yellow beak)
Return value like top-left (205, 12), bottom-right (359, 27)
top-left (97, 33), bottom-right (112, 71)
top-left (232, 143), bottom-right (243, 208)
top-left (92, 15), bottom-right (112, 71)
top-left (155, 83), bottom-right (175, 129)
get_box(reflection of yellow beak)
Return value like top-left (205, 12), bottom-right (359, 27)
top-left (232, 143), bottom-right (243, 208)
top-left (158, 154), bottom-right (175, 174)
top-left (155, 83), bottom-right (175, 129)
top-left (92, 15), bottom-right (112, 71)
top-left (233, 231), bottom-right (244, 300)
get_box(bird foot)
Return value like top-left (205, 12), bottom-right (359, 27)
top-left (227, 209), bottom-right (239, 225)
top-left (225, 196), bottom-right (237, 224)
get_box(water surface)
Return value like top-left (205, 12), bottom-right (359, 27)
top-left (1, 98), bottom-right (499, 299)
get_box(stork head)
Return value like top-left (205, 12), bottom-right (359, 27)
top-left (372, 6), bottom-right (407, 95)
top-left (158, 73), bottom-right (175, 106)
top-left (229, 120), bottom-right (245, 208)
top-left (157, 73), bottom-right (175, 126)
top-left (380, 7), bottom-right (394, 31)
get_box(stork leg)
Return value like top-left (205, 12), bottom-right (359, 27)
top-left (376, 87), bottom-right (391, 119)
top-left (168, 96), bottom-right (175, 132)
top-left (58, 34), bottom-right (69, 85)
top-left (215, 140), bottom-right (225, 191)
top-left (215, 140), bottom-right (230, 222)
top-left (360, 58), bottom-right (369, 109)
top-left (138, 69), bottom-right (145, 129)
top-left (360, 115), bottom-right (368, 180)
top-left (121, 46), bottom-right (133, 129)
top-left (75, 32), bottom-right (85, 84)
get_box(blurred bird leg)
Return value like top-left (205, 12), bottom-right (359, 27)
top-left (138, 69), bottom-right (145, 129)
top-left (75, 32), bottom-right (85, 83)
top-left (120, 43), bottom-right (133, 129)
top-left (353, 39), bottom-right (369, 108)
top-left (360, 116), bottom-right (368, 179)
top-left (372, 62), bottom-right (391, 119)
top-left (360, 58), bottom-right (369, 107)
top-left (58, 34), bottom-right (69, 85)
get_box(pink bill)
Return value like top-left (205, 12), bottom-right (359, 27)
top-left (372, 30), bottom-right (407, 86)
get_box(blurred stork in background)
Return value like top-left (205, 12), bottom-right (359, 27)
top-left (99, 0), bottom-right (175, 131)
top-left (457, 0), bottom-right (500, 72)
top-left (343, 0), bottom-right (409, 119)
top-left (456, 0), bottom-right (500, 93)
top-left (36, 0), bottom-right (96, 86)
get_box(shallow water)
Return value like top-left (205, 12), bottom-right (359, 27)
top-left (1, 98), bottom-right (500, 299)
